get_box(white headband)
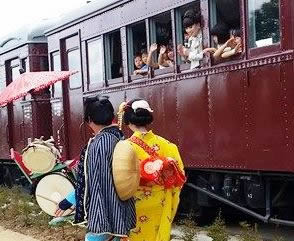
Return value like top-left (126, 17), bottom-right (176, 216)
top-left (131, 100), bottom-right (153, 113)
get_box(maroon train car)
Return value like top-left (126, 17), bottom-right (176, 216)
top-left (0, 20), bottom-right (53, 186)
top-left (0, 0), bottom-right (284, 225)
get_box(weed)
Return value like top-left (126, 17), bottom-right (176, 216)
top-left (207, 211), bottom-right (229, 241)
top-left (239, 222), bottom-right (263, 241)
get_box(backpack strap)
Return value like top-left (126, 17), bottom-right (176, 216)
top-left (129, 136), bottom-right (159, 158)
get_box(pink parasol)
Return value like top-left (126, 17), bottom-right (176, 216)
top-left (0, 70), bottom-right (78, 107)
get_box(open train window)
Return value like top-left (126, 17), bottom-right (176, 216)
top-left (87, 37), bottom-right (104, 89)
top-left (208, 0), bottom-right (242, 64)
top-left (247, 0), bottom-right (280, 49)
top-left (175, 1), bottom-right (201, 70)
top-left (104, 30), bottom-right (123, 85)
top-left (50, 51), bottom-right (62, 98)
top-left (68, 48), bottom-right (82, 89)
top-left (127, 21), bottom-right (147, 80)
top-left (149, 11), bottom-right (173, 75)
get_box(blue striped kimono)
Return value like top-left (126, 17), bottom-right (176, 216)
top-left (74, 126), bottom-right (136, 237)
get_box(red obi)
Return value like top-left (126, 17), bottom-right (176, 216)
top-left (130, 136), bottom-right (186, 188)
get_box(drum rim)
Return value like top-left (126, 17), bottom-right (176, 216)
top-left (35, 172), bottom-right (75, 216)
top-left (22, 147), bottom-right (57, 173)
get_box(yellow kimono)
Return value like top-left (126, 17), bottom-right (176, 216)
top-left (129, 130), bottom-right (184, 241)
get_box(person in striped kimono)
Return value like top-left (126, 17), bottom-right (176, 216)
top-left (56, 96), bottom-right (136, 241)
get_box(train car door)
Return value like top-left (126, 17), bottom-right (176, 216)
top-left (0, 64), bottom-right (10, 159)
top-left (61, 35), bottom-right (84, 159)
top-left (6, 59), bottom-right (25, 152)
top-left (50, 51), bottom-right (66, 157)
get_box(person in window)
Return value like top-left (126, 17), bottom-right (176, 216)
top-left (146, 43), bottom-right (159, 69)
top-left (220, 29), bottom-right (242, 59)
top-left (141, 50), bottom-right (148, 67)
top-left (158, 45), bottom-right (174, 69)
top-left (177, 10), bottom-right (204, 69)
top-left (204, 24), bottom-right (242, 61)
top-left (146, 43), bottom-right (174, 69)
top-left (117, 99), bottom-right (185, 241)
top-left (204, 22), bottom-right (231, 61)
top-left (133, 54), bottom-right (147, 76)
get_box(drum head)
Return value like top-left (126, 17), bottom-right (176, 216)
top-left (35, 173), bottom-right (75, 216)
top-left (23, 146), bottom-right (56, 174)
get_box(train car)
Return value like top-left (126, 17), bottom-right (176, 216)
top-left (0, 20), bottom-right (53, 187)
top-left (45, 0), bottom-right (294, 225)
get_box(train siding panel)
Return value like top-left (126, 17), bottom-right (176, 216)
top-left (279, 61), bottom-right (294, 172)
top-left (9, 100), bottom-right (25, 152)
top-left (22, 103), bottom-right (33, 147)
top-left (78, 0), bottom-right (194, 40)
top-left (51, 99), bottom-right (66, 157)
top-left (176, 76), bottom-right (209, 168)
top-left (208, 71), bottom-right (246, 170)
top-left (120, 0), bottom-right (146, 26)
top-left (151, 82), bottom-right (178, 144)
top-left (142, 83), bottom-right (176, 144)
top-left (105, 90), bottom-right (125, 116)
top-left (0, 65), bottom-right (9, 159)
top-left (0, 107), bottom-right (10, 159)
top-left (246, 64), bottom-right (292, 172)
top-left (125, 85), bottom-right (151, 138)
top-left (32, 99), bottom-right (52, 140)
top-left (65, 89), bottom-right (84, 159)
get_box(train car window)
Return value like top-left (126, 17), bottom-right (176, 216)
top-left (248, 0), bottom-right (280, 48)
top-left (0, 65), bottom-right (5, 90)
top-left (51, 52), bottom-right (62, 97)
top-left (149, 11), bottom-right (174, 74)
top-left (104, 30), bottom-right (123, 84)
top-left (127, 21), bottom-right (147, 78)
top-left (21, 58), bottom-right (32, 100)
top-left (21, 58), bottom-right (28, 72)
top-left (87, 37), bottom-right (104, 88)
top-left (207, 0), bottom-right (242, 64)
top-left (68, 48), bottom-right (82, 89)
top-left (176, 1), bottom-right (201, 69)
top-left (11, 65), bottom-right (20, 81)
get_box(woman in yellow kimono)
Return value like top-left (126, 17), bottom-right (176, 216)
top-left (120, 99), bottom-right (186, 241)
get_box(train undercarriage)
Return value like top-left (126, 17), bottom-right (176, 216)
top-left (180, 169), bottom-right (294, 226)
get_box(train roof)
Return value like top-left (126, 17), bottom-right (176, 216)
top-left (0, 18), bottom-right (56, 54)
top-left (45, 0), bottom-right (124, 34)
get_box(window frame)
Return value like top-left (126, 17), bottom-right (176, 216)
top-left (104, 30), bottom-right (124, 86)
top-left (86, 36), bottom-right (105, 90)
top-left (246, 0), bottom-right (282, 58)
top-left (50, 51), bottom-right (63, 98)
top-left (207, 0), bottom-right (245, 65)
top-left (67, 47), bottom-right (82, 90)
top-left (174, 1), bottom-right (206, 71)
top-left (149, 10), bottom-right (175, 77)
top-left (127, 21), bottom-right (148, 81)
